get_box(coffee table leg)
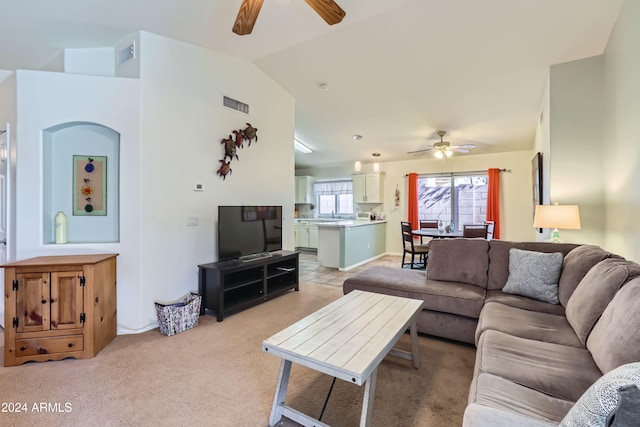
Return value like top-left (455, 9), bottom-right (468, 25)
top-left (269, 359), bottom-right (292, 426)
top-left (410, 321), bottom-right (420, 369)
top-left (360, 368), bottom-right (378, 427)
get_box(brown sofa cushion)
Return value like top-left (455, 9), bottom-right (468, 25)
top-left (587, 277), bottom-right (640, 374)
top-left (475, 330), bottom-right (602, 402)
top-left (475, 302), bottom-right (582, 348)
top-left (343, 266), bottom-right (485, 318)
top-left (487, 241), bottom-right (578, 291)
top-left (468, 372), bottom-right (575, 424)
top-left (566, 259), bottom-right (640, 346)
top-left (558, 245), bottom-right (617, 307)
top-left (485, 290), bottom-right (566, 316)
top-left (427, 238), bottom-right (490, 288)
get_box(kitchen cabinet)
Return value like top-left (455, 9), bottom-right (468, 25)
top-left (3, 254), bottom-right (118, 366)
top-left (295, 176), bottom-right (315, 204)
top-left (353, 172), bottom-right (385, 204)
top-left (294, 220), bottom-right (319, 249)
top-left (309, 223), bottom-right (319, 248)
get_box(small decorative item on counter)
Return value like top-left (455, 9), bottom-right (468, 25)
top-left (54, 211), bottom-right (67, 244)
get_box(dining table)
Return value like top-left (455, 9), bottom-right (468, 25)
top-left (412, 228), bottom-right (464, 239)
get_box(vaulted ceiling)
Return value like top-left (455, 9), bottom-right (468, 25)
top-left (0, 0), bottom-right (624, 168)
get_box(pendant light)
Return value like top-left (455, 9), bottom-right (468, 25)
top-left (353, 134), bottom-right (363, 171)
top-left (372, 152), bottom-right (380, 172)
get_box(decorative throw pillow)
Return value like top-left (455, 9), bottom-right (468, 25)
top-left (502, 248), bottom-right (563, 304)
top-left (608, 385), bottom-right (640, 426)
top-left (560, 362), bottom-right (640, 427)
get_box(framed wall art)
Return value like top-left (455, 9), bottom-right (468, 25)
top-left (532, 152), bottom-right (543, 233)
top-left (73, 155), bottom-right (107, 216)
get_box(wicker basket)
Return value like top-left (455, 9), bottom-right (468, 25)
top-left (154, 293), bottom-right (201, 336)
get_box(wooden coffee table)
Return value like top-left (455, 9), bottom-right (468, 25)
top-left (263, 289), bottom-right (423, 427)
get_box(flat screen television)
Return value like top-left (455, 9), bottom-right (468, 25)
top-left (217, 205), bottom-right (283, 261)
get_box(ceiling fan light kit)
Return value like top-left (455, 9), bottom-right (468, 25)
top-left (407, 130), bottom-right (476, 159)
top-left (233, 0), bottom-right (345, 35)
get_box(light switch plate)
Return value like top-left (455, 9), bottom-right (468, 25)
top-left (186, 216), bottom-right (199, 227)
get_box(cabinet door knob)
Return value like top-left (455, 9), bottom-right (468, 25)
top-left (41, 299), bottom-right (47, 304)
top-left (20, 346), bottom-right (26, 351)
top-left (68, 343), bottom-right (74, 348)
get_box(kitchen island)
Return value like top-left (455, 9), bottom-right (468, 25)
top-left (317, 220), bottom-right (387, 271)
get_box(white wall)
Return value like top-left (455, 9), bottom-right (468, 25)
top-left (0, 72), bottom-right (17, 323)
top-left (548, 56), bottom-right (605, 247)
top-left (535, 0), bottom-right (639, 260)
top-left (64, 47), bottom-right (115, 76)
top-left (603, 0), bottom-right (640, 261)
top-left (5, 32), bottom-right (296, 333)
top-left (299, 150), bottom-right (536, 255)
top-left (135, 32), bottom-right (295, 329)
top-left (11, 70), bottom-right (143, 332)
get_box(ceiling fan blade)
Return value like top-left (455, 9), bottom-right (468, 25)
top-left (305, 0), bottom-right (346, 25)
top-left (407, 148), bottom-right (435, 155)
top-left (450, 148), bottom-right (471, 153)
top-left (232, 0), bottom-right (264, 35)
top-left (455, 144), bottom-right (477, 149)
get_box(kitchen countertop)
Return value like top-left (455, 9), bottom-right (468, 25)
top-left (294, 218), bottom-right (351, 222)
top-left (316, 220), bottom-right (387, 228)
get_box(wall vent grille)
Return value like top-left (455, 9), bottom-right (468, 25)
top-left (223, 96), bottom-right (249, 114)
top-left (117, 42), bottom-right (135, 66)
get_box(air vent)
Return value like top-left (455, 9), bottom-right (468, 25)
top-left (223, 96), bottom-right (249, 114)
top-left (117, 42), bottom-right (135, 66)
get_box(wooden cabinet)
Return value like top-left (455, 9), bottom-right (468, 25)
top-left (3, 254), bottom-right (118, 367)
top-left (353, 172), bottom-right (384, 204)
top-left (198, 251), bottom-right (299, 321)
top-left (295, 176), bottom-right (315, 204)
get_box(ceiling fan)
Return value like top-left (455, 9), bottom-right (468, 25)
top-left (407, 130), bottom-right (476, 159)
top-left (232, 0), bottom-right (346, 35)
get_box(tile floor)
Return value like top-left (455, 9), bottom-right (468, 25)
top-left (298, 250), bottom-right (404, 288)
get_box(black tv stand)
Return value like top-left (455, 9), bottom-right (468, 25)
top-left (240, 252), bottom-right (272, 262)
top-left (198, 250), bottom-right (299, 321)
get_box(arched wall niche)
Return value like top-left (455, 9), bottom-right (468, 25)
top-left (43, 121), bottom-right (120, 244)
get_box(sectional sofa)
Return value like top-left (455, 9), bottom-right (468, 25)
top-left (342, 238), bottom-right (640, 425)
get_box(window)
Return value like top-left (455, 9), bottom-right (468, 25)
top-left (417, 173), bottom-right (488, 230)
top-left (314, 180), bottom-right (354, 216)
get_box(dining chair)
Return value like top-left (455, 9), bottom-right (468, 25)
top-left (463, 224), bottom-right (489, 238)
top-left (485, 221), bottom-right (495, 240)
top-left (418, 220), bottom-right (439, 244)
top-left (401, 221), bottom-right (429, 269)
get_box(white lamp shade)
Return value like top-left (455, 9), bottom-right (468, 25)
top-left (533, 205), bottom-right (581, 229)
top-left (354, 160), bottom-right (362, 172)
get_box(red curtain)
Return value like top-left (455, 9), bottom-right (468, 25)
top-left (408, 173), bottom-right (419, 233)
top-left (487, 168), bottom-right (501, 239)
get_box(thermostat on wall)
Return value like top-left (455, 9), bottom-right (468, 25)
top-left (194, 183), bottom-right (204, 192)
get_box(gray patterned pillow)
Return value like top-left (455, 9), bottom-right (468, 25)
top-left (502, 248), bottom-right (563, 304)
top-left (560, 362), bottom-right (640, 427)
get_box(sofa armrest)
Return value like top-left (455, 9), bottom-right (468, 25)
top-left (463, 404), bottom-right (558, 427)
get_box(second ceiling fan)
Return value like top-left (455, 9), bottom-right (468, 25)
top-left (408, 131), bottom-right (476, 159)
top-left (232, 0), bottom-right (346, 35)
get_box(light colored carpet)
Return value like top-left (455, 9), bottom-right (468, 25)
top-left (0, 262), bottom-right (475, 426)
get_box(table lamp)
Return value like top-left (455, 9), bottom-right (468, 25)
top-left (533, 204), bottom-right (581, 243)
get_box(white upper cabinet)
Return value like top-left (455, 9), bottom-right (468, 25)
top-left (353, 172), bottom-right (384, 204)
top-left (295, 176), bottom-right (315, 204)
